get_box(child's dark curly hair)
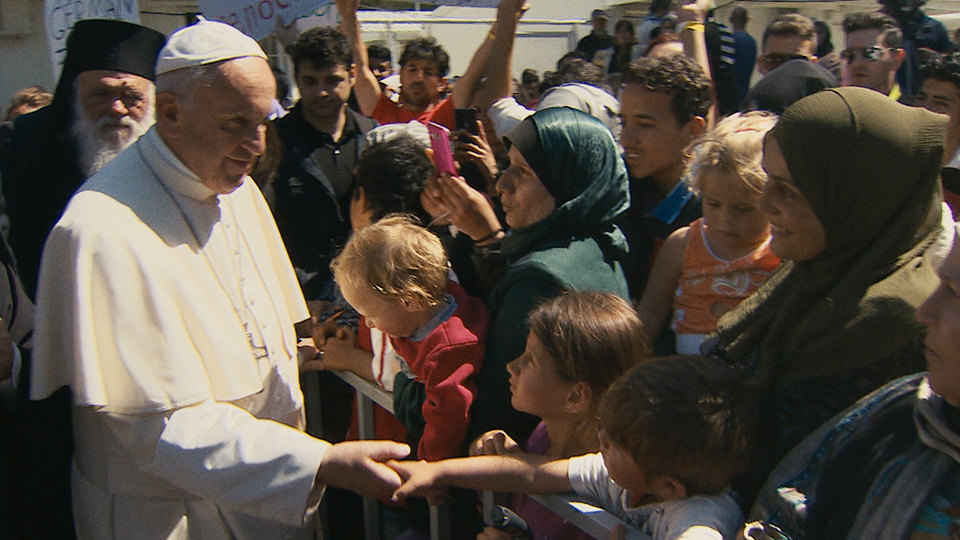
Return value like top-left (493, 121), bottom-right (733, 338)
top-left (920, 51), bottom-right (960, 89)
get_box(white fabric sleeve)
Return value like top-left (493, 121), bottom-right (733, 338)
top-left (658, 496), bottom-right (742, 540)
top-left (107, 400), bottom-right (330, 526)
top-left (567, 453), bottom-right (629, 518)
top-left (487, 97), bottom-right (534, 139)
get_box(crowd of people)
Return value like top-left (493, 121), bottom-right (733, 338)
top-left (2, 0), bottom-right (960, 539)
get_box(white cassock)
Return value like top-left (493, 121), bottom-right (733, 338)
top-left (30, 127), bottom-right (329, 540)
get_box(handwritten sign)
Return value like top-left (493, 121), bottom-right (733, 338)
top-left (45, 0), bottom-right (141, 80)
top-left (198, 0), bottom-right (501, 41)
top-left (198, 0), bottom-right (332, 41)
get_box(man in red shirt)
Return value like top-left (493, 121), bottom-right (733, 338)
top-left (336, 0), bottom-right (472, 128)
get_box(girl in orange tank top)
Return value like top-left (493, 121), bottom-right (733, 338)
top-left (639, 112), bottom-right (781, 354)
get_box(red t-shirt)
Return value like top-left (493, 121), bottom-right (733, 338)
top-left (372, 93), bottom-right (456, 130)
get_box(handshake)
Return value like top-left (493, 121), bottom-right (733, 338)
top-left (322, 430), bottom-right (536, 505)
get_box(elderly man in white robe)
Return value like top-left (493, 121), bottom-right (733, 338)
top-left (28, 19), bottom-right (409, 540)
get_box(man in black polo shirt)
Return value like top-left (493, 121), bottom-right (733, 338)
top-left (272, 27), bottom-right (376, 301)
top-left (270, 31), bottom-right (378, 528)
top-left (576, 9), bottom-right (614, 63)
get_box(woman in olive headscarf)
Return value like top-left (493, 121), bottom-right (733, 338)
top-left (705, 86), bottom-right (952, 503)
top-left (469, 107), bottom-right (631, 445)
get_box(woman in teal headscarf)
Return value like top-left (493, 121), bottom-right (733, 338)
top-left (469, 107), bottom-right (631, 444)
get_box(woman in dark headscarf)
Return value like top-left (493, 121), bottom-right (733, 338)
top-left (706, 86), bottom-right (951, 503)
top-left (469, 107), bottom-right (631, 444)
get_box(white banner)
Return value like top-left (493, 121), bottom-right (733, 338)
top-left (198, 0), bottom-right (501, 41)
top-left (198, 0), bottom-right (333, 41)
top-left (45, 0), bottom-right (141, 80)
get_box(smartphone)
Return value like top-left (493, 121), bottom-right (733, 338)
top-left (428, 122), bottom-right (458, 176)
top-left (455, 108), bottom-right (479, 135)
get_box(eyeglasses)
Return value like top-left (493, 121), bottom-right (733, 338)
top-left (758, 53), bottom-right (809, 71)
top-left (840, 46), bottom-right (888, 63)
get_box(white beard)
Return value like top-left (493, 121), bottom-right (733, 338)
top-left (71, 93), bottom-right (154, 178)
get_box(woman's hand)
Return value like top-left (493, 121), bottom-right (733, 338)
top-left (454, 120), bottom-right (500, 193)
top-left (420, 172), bottom-right (504, 243)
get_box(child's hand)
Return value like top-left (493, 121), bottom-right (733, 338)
top-left (388, 459), bottom-right (450, 505)
top-left (470, 430), bottom-right (520, 456)
top-left (302, 327), bottom-right (374, 379)
top-left (309, 307), bottom-right (343, 345)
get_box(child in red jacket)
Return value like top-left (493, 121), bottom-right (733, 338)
top-left (331, 214), bottom-right (488, 461)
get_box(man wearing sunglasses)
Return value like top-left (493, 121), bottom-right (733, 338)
top-left (756, 14), bottom-right (818, 76)
top-left (841, 12), bottom-right (907, 101)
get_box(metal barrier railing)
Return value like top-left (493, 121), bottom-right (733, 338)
top-left (326, 370), bottom-right (643, 540)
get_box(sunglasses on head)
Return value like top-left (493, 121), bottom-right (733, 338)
top-left (840, 46), bottom-right (886, 63)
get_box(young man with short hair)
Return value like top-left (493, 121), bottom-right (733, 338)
top-left (743, 13), bottom-right (838, 114)
top-left (729, 5), bottom-right (757, 102)
top-left (916, 52), bottom-right (960, 214)
top-left (756, 13), bottom-right (817, 76)
top-left (636, 0), bottom-right (673, 53)
top-left (576, 8), bottom-right (614, 63)
top-left (367, 43), bottom-right (393, 80)
top-left (336, 0), bottom-right (469, 128)
top-left (841, 11), bottom-right (906, 100)
top-left (271, 26), bottom-right (377, 301)
top-left (879, 0), bottom-right (951, 100)
top-left (269, 29), bottom-right (379, 483)
top-left (616, 55), bottom-right (713, 300)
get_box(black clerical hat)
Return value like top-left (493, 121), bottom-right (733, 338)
top-left (62, 19), bottom-right (166, 82)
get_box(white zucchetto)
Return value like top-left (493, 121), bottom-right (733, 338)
top-left (156, 18), bottom-right (267, 75)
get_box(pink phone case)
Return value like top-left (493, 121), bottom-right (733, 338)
top-left (428, 122), bottom-right (457, 176)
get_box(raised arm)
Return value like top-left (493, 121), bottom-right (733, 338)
top-left (450, 20), bottom-right (497, 109)
top-left (677, 0), bottom-right (717, 127)
top-left (473, 0), bottom-right (528, 114)
top-left (389, 454), bottom-right (571, 502)
top-left (336, 0), bottom-right (381, 116)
